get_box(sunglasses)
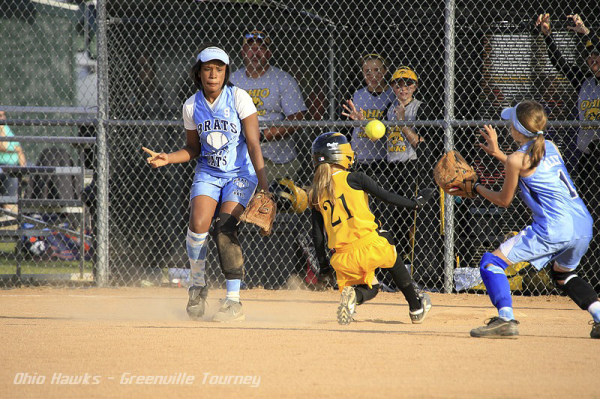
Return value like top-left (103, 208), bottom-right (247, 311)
top-left (392, 79), bottom-right (416, 87)
top-left (245, 33), bottom-right (266, 41)
top-left (244, 31), bottom-right (270, 46)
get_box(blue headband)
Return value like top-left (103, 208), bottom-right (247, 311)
top-left (501, 103), bottom-right (543, 138)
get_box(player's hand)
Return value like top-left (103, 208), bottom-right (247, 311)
top-left (536, 13), bottom-right (551, 36)
top-left (413, 187), bottom-right (436, 209)
top-left (395, 104), bottom-right (406, 120)
top-left (342, 100), bottom-right (365, 121)
top-left (566, 14), bottom-right (590, 36)
top-left (142, 147), bottom-right (169, 168)
top-left (478, 125), bottom-right (502, 157)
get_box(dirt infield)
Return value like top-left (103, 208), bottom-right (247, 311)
top-left (1, 287), bottom-right (598, 399)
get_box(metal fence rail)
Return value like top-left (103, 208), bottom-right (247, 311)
top-left (1, 0), bottom-right (599, 295)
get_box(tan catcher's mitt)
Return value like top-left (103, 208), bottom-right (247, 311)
top-left (433, 150), bottom-right (479, 198)
top-left (239, 190), bottom-right (277, 236)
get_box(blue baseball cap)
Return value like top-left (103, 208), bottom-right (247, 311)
top-left (501, 103), bottom-right (543, 138)
top-left (196, 47), bottom-right (230, 65)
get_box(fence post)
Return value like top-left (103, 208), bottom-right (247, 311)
top-left (328, 31), bottom-right (336, 121)
top-left (95, 0), bottom-right (110, 287)
top-left (443, 0), bottom-right (456, 294)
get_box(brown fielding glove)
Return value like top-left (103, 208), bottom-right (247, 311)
top-left (433, 150), bottom-right (479, 198)
top-left (239, 190), bottom-right (277, 236)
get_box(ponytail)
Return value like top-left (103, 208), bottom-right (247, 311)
top-left (308, 163), bottom-right (335, 211)
top-left (526, 134), bottom-right (546, 170)
top-left (515, 101), bottom-right (548, 170)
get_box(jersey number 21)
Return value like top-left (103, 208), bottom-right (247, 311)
top-left (323, 194), bottom-right (354, 227)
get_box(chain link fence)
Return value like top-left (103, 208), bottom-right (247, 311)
top-left (1, 0), bottom-right (599, 296)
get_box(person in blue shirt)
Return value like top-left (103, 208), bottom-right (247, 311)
top-left (143, 43), bottom-right (268, 323)
top-left (470, 100), bottom-right (600, 339)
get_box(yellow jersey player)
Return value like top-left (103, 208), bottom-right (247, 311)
top-left (308, 132), bottom-right (435, 325)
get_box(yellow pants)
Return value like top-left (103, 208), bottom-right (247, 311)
top-left (331, 233), bottom-right (397, 291)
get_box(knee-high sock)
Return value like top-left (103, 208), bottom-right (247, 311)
top-left (355, 284), bottom-right (379, 305)
top-left (187, 229), bottom-right (208, 287)
top-left (387, 255), bottom-right (421, 311)
top-left (479, 253), bottom-right (513, 319)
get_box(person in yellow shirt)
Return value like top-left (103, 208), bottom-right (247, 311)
top-left (308, 132), bottom-right (435, 325)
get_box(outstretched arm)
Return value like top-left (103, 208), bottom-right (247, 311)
top-left (475, 153), bottom-right (522, 208)
top-left (341, 99), bottom-right (366, 121)
top-left (537, 13), bottom-right (587, 90)
top-left (142, 129), bottom-right (200, 168)
top-left (346, 172), bottom-right (434, 209)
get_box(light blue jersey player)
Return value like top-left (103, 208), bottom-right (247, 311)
top-left (512, 141), bottom-right (592, 252)
top-left (469, 101), bottom-right (600, 339)
top-left (187, 83), bottom-right (258, 204)
top-left (143, 44), bottom-right (269, 323)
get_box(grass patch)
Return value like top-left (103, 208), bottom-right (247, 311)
top-left (0, 260), bottom-right (93, 275)
top-left (0, 242), bottom-right (16, 253)
top-left (1, 242), bottom-right (93, 275)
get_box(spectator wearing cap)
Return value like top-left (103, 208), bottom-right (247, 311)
top-left (385, 66), bottom-right (441, 267)
top-left (230, 30), bottom-right (307, 184)
top-left (385, 66), bottom-right (433, 170)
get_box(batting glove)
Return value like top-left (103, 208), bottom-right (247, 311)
top-left (413, 187), bottom-right (436, 209)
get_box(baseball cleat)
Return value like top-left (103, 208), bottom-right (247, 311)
top-left (590, 321), bottom-right (600, 339)
top-left (186, 285), bottom-right (209, 320)
top-left (470, 317), bottom-right (520, 338)
top-left (337, 286), bottom-right (357, 325)
top-left (212, 299), bottom-right (245, 322)
top-left (409, 292), bottom-right (432, 324)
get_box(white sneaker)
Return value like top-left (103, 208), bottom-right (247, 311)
top-left (337, 287), bottom-right (357, 325)
top-left (212, 299), bottom-right (245, 322)
top-left (409, 293), bottom-right (432, 324)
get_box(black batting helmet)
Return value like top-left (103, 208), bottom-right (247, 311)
top-left (311, 132), bottom-right (355, 169)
